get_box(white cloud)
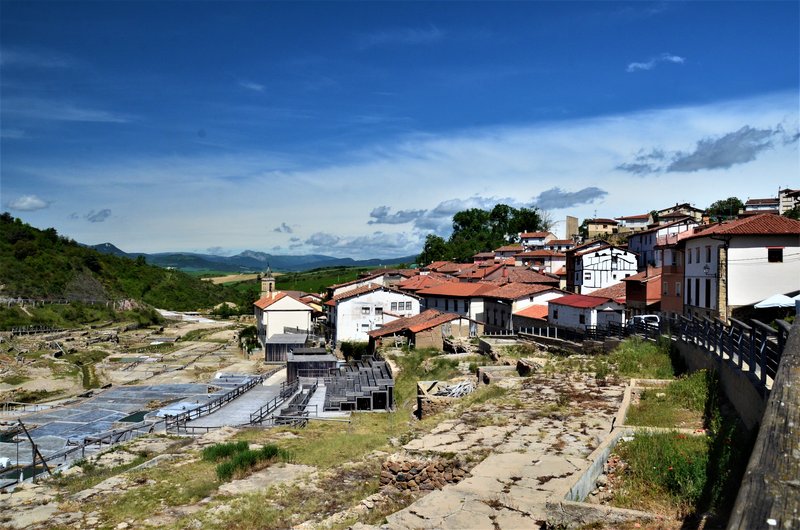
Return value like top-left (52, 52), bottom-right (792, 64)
top-left (358, 25), bottom-right (444, 49)
top-left (12, 91), bottom-right (796, 256)
top-left (6, 194), bottom-right (50, 211)
top-left (238, 80), bottom-right (264, 92)
top-left (627, 52), bottom-right (686, 72)
top-left (0, 48), bottom-right (74, 69)
top-left (2, 97), bottom-right (131, 123)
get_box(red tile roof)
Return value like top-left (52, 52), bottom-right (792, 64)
top-left (549, 293), bottom-right (614, 309)
top-left (588, 218), bottom-right (618, 224)
top-left (520, 231), bottom-right (554, 238)
top-left (491, 268), bottom-right (560, 285)
top-left (254, 292), bottom-right (313, 310)
top-left (622, 267), bottom-right (662, 283)
top-left (397, 275), bottom-right (450, 292)
top-left (686, 213), bottom-right (800, 239)
top-left (514, 250), bottom-right (565, 258)
top-left (513, 305), bottom-right (549, 319)
top-left (483, 282), bottom-right (561, 300)
top-left (745, 198), bottom-right (779, 205)
top-left (548, 239), bottom-right (575, 245)
top-left (368, 309), bottom-right (462, 338)
top-left (554, 266), bottom-right (567, 275)
top-left (494, 244), bottom-right (524, 252)
top-left (590, 282), bottom-right (627, 303)
top-left (417, 282), bottom-right (498, 298)
top-left (616, 214), bottom-right (650, 221)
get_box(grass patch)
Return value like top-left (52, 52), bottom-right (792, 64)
top-left (238, 413), bottom-right (398, 469)
top-left (202, 441), bottom-right (249, 462)
top-left (608, 337), bottom-right (676, 379)
top-left (613, 431), bottom-right (709, 516)
top-left (212, 443), bottom-right (293, 481)
top-left (50, 453), bottom-right (150, 494)
top-left (0, 373), bottom-right (30, 385)
top-left (626, 370), bottom-right (709, 429)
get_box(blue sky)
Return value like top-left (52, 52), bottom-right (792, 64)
top-left (1, 1), bottom-right (798, 259)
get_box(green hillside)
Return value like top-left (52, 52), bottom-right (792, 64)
top-left (0, 213), bottom-right (244, 312)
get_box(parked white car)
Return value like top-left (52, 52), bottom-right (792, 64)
top-left (626, 315), bottom-right (660, 328)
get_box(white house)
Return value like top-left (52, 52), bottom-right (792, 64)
top-left (628, 217), bottom-right (698, 270)
top-left (567, 243), bottom-right (638, 294)
top-left (548, 293), bottom-right (625, 331)
top-left (615, 214), bottom-right (652, 233)
top-left (326, 284), bottom-right (421, 345)
top-left (513, 249), bottom-right (566, 274)
top-left (481, 283), bottom-right (565, 332)
top-left (682, 214), bottom-right (800, 321)
top-left (520, 231), bottom-right (556, 250)
top-left (779, 188), bottom-right (800, 214)
top-left (254, 293), bottom-right (314, 356)
top-left (743, 197), bottom-right (779, 214)
top-left (416, 282), bottom-right (498, 324)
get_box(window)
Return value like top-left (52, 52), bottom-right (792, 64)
top-left (584, 273), bottom-right (591, 280)
top-left (695, 279), bottom-right (701, 307)
top-left (688, 250), bottom-right (692, 264)
top-left (675, 282), bottom-right (681, 296)
top-left (579, 314), bottom-right (585, 324)
top-left (445, 299), bottom-right (449, 311)
top-left (391, 302), bottom-right (398, 311)
top-left (361, 323), bottom-right (369, 330)
top-left (686, 279), bottom-right (692, 305)
top-left (405, 301), bottom-right (412, 310)
top-left (361, 306), bottom-right (370, 315)
top-left (695, 248), bottom-right (700, 263)
top-left (768, 248), bottom-right (784, 263)
top-left (663, 281), bottom-right (668, 295)
top-left (705, 246), bottom-right (711, 263)
top-left (705, 278), bottom-right (711, 308)
top-left (553, 309), bottom-right (559, 319)
top-left (375, 307), bottom-right (383, 316)
top-left (464, 301), bottom-right (470, 313)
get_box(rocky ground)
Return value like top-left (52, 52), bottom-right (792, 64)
top-left (0, 359), bottom-right (638, 530)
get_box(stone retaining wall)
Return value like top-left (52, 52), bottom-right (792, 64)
top-left (380, 458), bottom-right (467, 491)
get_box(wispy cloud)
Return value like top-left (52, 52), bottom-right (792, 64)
top-left (85, 209), bottom-right (112, 223)
top-left (273, 222), bottom-right (293, 233)
top-left (627, 52), bottom-right (685, 72)
top-left (533, 187), bottom-right (608, 210)
top-left (304, 231), bottom-right (418, 257)
top-left (0, 48), bottom-right (74, 69)
top-left (0, 128), bottom-right (28, 139)
top-left (6, 194), bottom-right (50, 211)
top-left (358, 25), bottom-right (444, 49)
top-left (617, 124), bottom-right (793, 174)
top-left (238, 80), bottom-right (264, 92)
top-left (3, 98), bottom-right (131, 123)
top-left (367, 206), bottom-right (426, 225)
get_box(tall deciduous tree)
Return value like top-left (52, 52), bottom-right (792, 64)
top-left (706, 197), bottom-right (743, 221)
top-left (416, 203), bottom-right (550, 265)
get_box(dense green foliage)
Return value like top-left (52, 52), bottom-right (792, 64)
top-left (203, 441), bottom-right (293, 481)
top-left (706, 197), bottom-right (743, 221)
top-left (608, 337), bottom-right (678, 379)
top-left (0, 213), bottom-right (241, 311)
top-left (417, 203), bottom-right (550, 264)
top-left (276, 266), bottom-right (373, 294)
top-left (783, 205), bottom-right (800, 220)
top-left (0, 302), bottom-right (164, 330)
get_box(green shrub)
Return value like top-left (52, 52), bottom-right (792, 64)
top-left (341, 341), bottom-right (369, 361)
top-left (615, 431), bottom-right (709, 510)
top-left (609, 337), bottom-right (675, 379)
top-left (202, 441), bottom-right (249, 462)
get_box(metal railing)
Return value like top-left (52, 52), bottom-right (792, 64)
top-left (667, 315), bottom-right (790, 393)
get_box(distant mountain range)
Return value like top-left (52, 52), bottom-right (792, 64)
top-left (89, 243), bottom-right (416, 272)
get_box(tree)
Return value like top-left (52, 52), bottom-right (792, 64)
top-left (417, 234), bottom-right (449, 265)
top-left (783, 206), bottom-right (800, 220)
top-left (706, 197), bottom-right (743, 222)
